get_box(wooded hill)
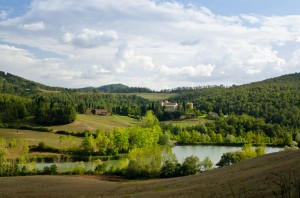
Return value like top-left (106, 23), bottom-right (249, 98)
top-left (0, 71), bottom-right (69, 96)
top-left (0, 71), bottom-right (299, 146)
top-left (0, 71), bottom-right (154, 95)
top-left (170, 73), bottom-right (300, 128)
top-left (0, 71), bottom-right (150, 125)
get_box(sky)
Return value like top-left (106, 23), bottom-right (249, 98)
top-left (0, 0), bottom-right (300, 90)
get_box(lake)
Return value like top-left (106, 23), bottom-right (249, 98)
top-left (172, 145), bottom-right (283, 166)
top-left (35, 145), bottom-right (283, 171)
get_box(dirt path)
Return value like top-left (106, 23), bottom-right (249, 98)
top-left (0, 150), bottom-right (299, 198)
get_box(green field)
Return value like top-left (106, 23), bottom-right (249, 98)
top-left (50, 114), bottom-right (140, 133)
top-left (0, 114), bottom-right (139, 148)
top-left (122, 93), bottom-right (177, 101)
top-left (164, 118), bottom-right (209, 127)
top-left (0, 128), bottom-right (80, 148)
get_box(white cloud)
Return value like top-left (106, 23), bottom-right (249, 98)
top-left (0, 44), bottom-right (79, 87)
top-left (21, 21), bottom-right (45, 31)
top-left (81, 65), bottom-right (111, 79)
top-left (0, 0), bottom-right (299, 89)
top-left (0, 10), bottom-right (7, 20)
top-left (241, 15), bottom-right (261, 24)
top-left (62, 28), bottom-right (118, 48)
top-left (114, 44), bottom-right (155, 72)
top-left (159, 64), bottom-right (215, 77)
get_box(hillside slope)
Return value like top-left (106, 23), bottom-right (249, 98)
top-left (0, 71), bottom-right (68, 96)
top-left (171, 72), bottom-right (300, 127)
top-left (0, 150), bottom-right (299, 197)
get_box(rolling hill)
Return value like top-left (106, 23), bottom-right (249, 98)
top-left (0, 71), bottom-right (68, 96)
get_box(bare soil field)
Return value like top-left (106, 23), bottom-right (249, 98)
top-left (0, 150), bottom-right (299, 198)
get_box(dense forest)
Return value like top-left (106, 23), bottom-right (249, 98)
top-left (0, 71), bottom-right (299, 146)
top-left (98, 83), bottom-right (153, 93)
top-left (156, 73), bottom-right (300, 145)
top-left (0, 71), bottom-right (149, 125)
top-left (170, 73), bottom-right (300, 129)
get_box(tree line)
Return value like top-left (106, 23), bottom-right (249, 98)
top-left (161, 114), bottom-right (299, 146)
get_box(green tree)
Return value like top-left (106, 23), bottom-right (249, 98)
top-left (81, 133), bottom-right (95, 154)
top-left (95, 130), bottom-right (111, 155)
top-left (180, 155), bottom-right (201, 176)
top-left (295, 133), bottom-right (300, 145)
top-left (178, 130), bottom-right (191, 144)
top-left (140, 110), bottom-right (159, 128)
top-left (0, 138), bottom-right (7, 175)
top-left (125, 146), bottom-right (173, 179)
top-left (113, 128), bottom-right (129, 153)
top-left (216, 152), bottom-right (241, 167)
top-left (160, 159), bottom-right (181, 178)
top-left (201, 156), bottom-right (213, 171)
top-left (59, 135), bottom-right (78, 154)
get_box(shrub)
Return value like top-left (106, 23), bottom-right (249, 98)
top-left (160, 160), bottom-right (181, 178)
top-left (180, 155), bottom-right (201, 176)
top-left (42, 164), bottom-right (58, 175)
top-left (73, 162), bottom-right (85, 175)
top-left (94, 163), bottom-right (107, 175)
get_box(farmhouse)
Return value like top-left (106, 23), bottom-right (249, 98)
top-left (95, 109), bottom-right (111, 116)
top-left (160, 100), bottom-right (178, 112)
top-left (85, 108), bottom-right (111, 116)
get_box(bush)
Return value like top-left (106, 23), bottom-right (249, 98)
top-left (180, 156), bottom-right (201, 176)
top-left (73, 162), bottom-right (85, 175)
top-left (30, 144), bottom-right (60, 153)
top-left (94, 163), bottom-right (107, 175)
top-left (160, 160), bottom-right (181, 178)
top-left (125, 160), bottom-right (146, 179)
top-left (42, 164), bottom-right (58, 175)
top-left (19, 125), bottom-right (52, 132)
top-left (216, 152), bottom-right (241, 167)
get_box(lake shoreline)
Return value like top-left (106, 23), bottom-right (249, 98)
top-left (174, 142), bottom-right (285, 147)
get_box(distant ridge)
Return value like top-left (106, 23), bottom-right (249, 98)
top-left (0, 71), bottom-right (67, 96)
top-left (1, 70), bottom-right (299, 95)
top-left (98, 83), bottom-right (129, 92)
top-left (98, 83), bottom-right (153, 93)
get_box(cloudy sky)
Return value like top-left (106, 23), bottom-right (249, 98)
top-left (0, 0), bottom-right (300, 90)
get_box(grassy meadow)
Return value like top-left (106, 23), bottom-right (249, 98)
top-left (122, 92), bottom-right (178, 101)
top-left (0, 114), bottom-right (139, 149)
top-left (164, 118), bottom-right (210, 127)
top-left (0, 128), bottom-right (80, 148)
top-left (50, 114), bottom-right (140, 133)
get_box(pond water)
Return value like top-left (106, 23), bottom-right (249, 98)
top-left (172, 145), bottom-right (283, 166)
top-left (35, 145), bottom-right (283, 171)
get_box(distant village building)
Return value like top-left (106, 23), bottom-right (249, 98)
top-left (160, 100), bottom-right (179, 112)
top-left (85, 108), bottom-right (110, 116)
top-left (94, 109), bottom-right (110, 116)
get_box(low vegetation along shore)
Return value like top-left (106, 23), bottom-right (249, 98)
top-left (0, 150), bottom-right (299, 198)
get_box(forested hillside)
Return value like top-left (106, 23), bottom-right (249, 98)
top-left (0, 71), bottom-right (68, 96)
top-left (155, 73), bottom-right (300, 146)
top-left (1, 71), bottom-right (299, 146)
top-left (171, 73), bottom-right (300, 128)
top-left (0, 71), bottom-right (150, 125)
top-left (98, 83), bottom-right (153, 93)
